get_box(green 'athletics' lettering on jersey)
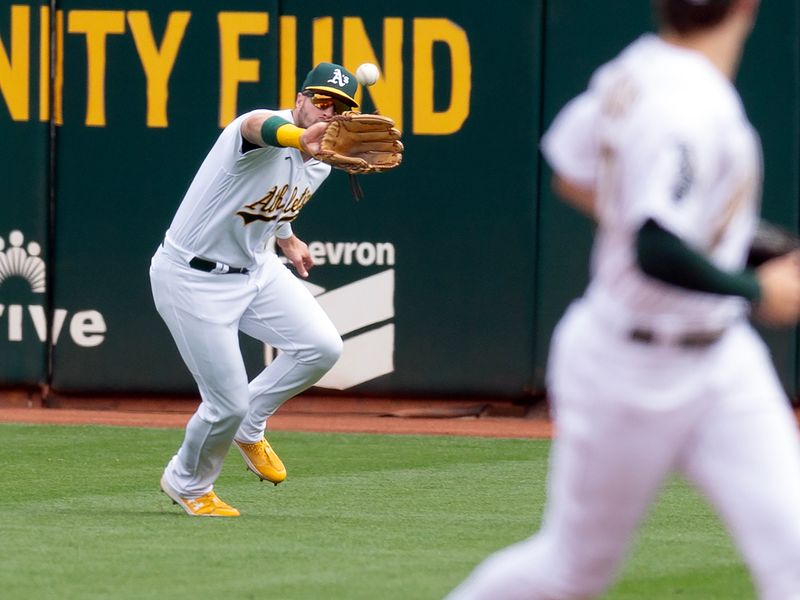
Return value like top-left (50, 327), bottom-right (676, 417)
top-left (236, 185), bottom-right (314, 225)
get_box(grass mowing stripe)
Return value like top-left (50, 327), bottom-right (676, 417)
top-left (0, 423), bottom-right (754, 599)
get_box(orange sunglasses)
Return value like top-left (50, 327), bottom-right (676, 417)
top-left (302, 91), bottom-right (349, 114)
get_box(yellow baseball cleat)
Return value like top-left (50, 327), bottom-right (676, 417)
top-left (234, 437), bottom-right (287, 485)
top-left (160, 476), bottom-right (240, 517)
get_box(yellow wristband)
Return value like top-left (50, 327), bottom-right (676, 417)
top-left (276, 123), bottom-right (304, 149)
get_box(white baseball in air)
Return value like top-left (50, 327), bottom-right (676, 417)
top-left (355, 63), bottom-right (380, 86)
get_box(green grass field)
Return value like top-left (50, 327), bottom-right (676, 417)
top-left (0, 423), bottom-right (754, 599)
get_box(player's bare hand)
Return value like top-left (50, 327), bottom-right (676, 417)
top-left (276, 235), bottom-right (314, 278)
top-left (300, 121), bottom-right (329, 157)
top-left (753, 250), bottom-right (800, 327)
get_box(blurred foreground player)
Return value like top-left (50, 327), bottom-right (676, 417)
top-left (447, 0), bottom-right (800, 597)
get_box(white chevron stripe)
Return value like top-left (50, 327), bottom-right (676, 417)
top-left (313, 269), bottom-right (394, 336)
top-left (315, 324), bottom-right (394, 390)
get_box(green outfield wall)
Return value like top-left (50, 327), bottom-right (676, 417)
top-left (1, 1), bottom-right (798, 399)
top-left (0, 4), bottom-right (49, 386)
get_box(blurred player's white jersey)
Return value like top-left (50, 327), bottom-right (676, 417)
top-left (167, 109), bottom-right (331, 268)
top-left (542, 34), bottom-right (761, 333)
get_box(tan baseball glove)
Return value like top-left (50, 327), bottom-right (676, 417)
top-left (311, 112), bottom-right (404, 175)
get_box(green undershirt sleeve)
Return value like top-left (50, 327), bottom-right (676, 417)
top-left (636, 218), bottom-right (761, 302)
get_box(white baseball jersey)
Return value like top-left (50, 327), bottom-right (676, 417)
top-left (542, 34), bottom-right (762, 334)
top-left (166, 109), bottom-right (331, 268)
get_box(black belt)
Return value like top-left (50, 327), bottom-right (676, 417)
top-left (189, 257), bottom-right (249, 274)
top-left (629, 328), bottom-right (724, 349)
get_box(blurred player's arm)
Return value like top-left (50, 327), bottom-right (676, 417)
top-left (552, 175), bottom-right (595, 218)
top-left (541, 91), bottom-right (600, 219)
top-left (637, 218), bottom-right (800, 326)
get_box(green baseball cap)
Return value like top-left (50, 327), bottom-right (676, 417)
top-left (301, 62), bottom-right (359, 108)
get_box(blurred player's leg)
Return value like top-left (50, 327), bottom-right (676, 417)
top-left (680, 325), bottom-right (800, 600)
top-left (447, 387), bottom-right (688, 599)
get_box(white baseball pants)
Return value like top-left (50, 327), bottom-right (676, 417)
top-left (150, 242), bottom-right (342, 497)
top-left (446, 300), bottom-right (800, 600)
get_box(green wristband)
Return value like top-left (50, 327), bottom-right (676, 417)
top-left (260, 116), bottom-right (292, 147)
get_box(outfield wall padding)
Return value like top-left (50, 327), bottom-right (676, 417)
top-left (0, 1), bottom-right (797, 399)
